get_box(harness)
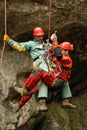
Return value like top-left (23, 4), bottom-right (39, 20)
top-left (53, 64), bottom-right (62, 78)
top-left (33, 39), bottom-right (53, 72)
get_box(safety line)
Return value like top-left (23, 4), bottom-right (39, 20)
top-left (0, 0), bottom-right (7, 70)
top-left (48, 0), bottom-right (52, 39)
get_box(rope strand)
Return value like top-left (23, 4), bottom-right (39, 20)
top-left (48, 0), bottom-right (52, 39)
top-left (5, 0), bottom-right (7, 34)
top-left (0, 0), bottom-right (7, 70)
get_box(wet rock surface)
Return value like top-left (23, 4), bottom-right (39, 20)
top-left (0, 0), bottom-right (87, 130)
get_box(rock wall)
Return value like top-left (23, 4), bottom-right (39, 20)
top-left (0, 0), bottom-right (87, 130)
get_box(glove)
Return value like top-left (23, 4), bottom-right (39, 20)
top-left (50, 31), bottom-right (57, 41)
top-left (4, 34), bottom-right (10, 42)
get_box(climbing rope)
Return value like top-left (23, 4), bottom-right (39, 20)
top-left (48, 0), bottom-right (52, 39)
top-left (1, 1), bottom-right (53, 130)
top-left (1, 1), bottom-right (27, 130)
top-left (0, 0), bottom-right (7, 70)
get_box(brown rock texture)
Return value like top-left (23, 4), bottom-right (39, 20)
top-left (0, 0), bottom-right (87, 130)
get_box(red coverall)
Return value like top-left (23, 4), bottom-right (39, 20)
top-left (18, 55), bottom-right (72, 108)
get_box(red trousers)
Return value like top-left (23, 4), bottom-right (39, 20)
top-left (19, 70), bottom-right (56, 107)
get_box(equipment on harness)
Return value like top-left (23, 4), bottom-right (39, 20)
top-left (33, 39), bottom-right (54, 72)
top-left (43, 39), bottom-right (53, 72)
top-left (33, 27), bottom-right (45, 36)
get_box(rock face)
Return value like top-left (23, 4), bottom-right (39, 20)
top-left (0, 0), bottom-right (87, 130)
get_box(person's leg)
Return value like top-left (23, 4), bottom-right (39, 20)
top-left (38, 81), bottom-right (48, 111)
top-left (14, 86), bottom-right (29, 96)
top-left (9, 70), bottom-right (42, 112)
top-left (9, 94), bottom-right (32, 112)
top-left (38, 81), bottom-right (48, 98)
top-left (10, 69), bottom-right (56, 112)
top-left (60, 82), bottom-right (76, 109)
top-left (48, 78), bottom-right (64, 100)
top-left (60, 82), bottom-right (72, 99)
top-left (14, 69), bottom-right (42, 96)
top-left (9, 87), bottom-right (39, 112)
top-left (15, 69), bottom-right (55, 95)
top-left (37, 71), bottom-right (56, 111)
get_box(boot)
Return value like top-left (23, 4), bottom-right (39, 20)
top-left (38, 99), bottom-right (48, 111)
top-left (14, 87), bottom-right (29, 96)
top-left (9, 102), bottom-right (20, 112)
top-left (62, 99), bottom-right (77, 109)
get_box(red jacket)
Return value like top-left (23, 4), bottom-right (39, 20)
top-left (53, 56), bottom-right (72, 82)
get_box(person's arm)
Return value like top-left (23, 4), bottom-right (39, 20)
top-left (53, 47), bottom-right (72, 68)
top-left (52, 41), bottom-right (58, 48)
top-left (50, 31), bottom-right (59, 48)
top-left (54, 47), bottom-right (62, 60)
top-left (4, 34), bottom-right (28, 52)
top-left (60, 56), bottom-right (73, 68)
top-left (8, 39), bottom-right (27, 51)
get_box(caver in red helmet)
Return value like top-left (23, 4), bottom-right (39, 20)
top-left (60, 42), bottom-right (73, 51)
top-left (33, 27), bottom-right (45, 36)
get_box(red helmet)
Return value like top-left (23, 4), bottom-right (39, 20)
top-left (33, 27), bottom-right (45, 36)
top-left (60, 42), bottom-right (73, 51)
